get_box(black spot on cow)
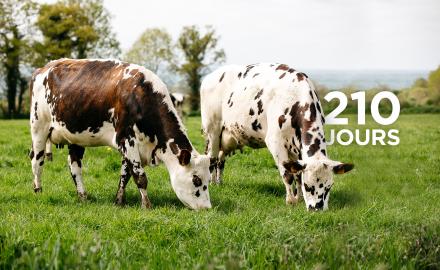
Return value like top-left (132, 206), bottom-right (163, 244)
top-left (227, 92), bottom-right (234, 107)
top-left (253, 73), bottom-right (260, 78)
top-left (254, 89), bottom-right (263, 100)
top-left (219, 72), bottom-right (225, 82)
top-left (304, 183), bottom-right (315, 195)
top-left (195, 190), bottom-right (200, 197)
top-left (257, 100), bottom-right (263, 114)
top-left (284, 108), bottom-right (289, 115)
top-left (243, 65), bottom-right (255, 78)
top-left (319, 183), bottom-right (324, 188)
top-left (279, 73), bottom-right (286, 79)
top-left (251, 119), bottom-right (262, 131)
top-left (315, 200), bottom-right (324, 209)
top-left (218, 159), bottom-right (225, 170)
top-left (296, 73), bottom-right (305, 81)
top-left (193, 175), bottom-right (202, 187)
top-left (309, 91), bottom-right (313, 99)
top-left (34, 102), bottom-right (38, 120)
top-left (288, 68), bottom-right (296, 73)
top-left (68, 144), bottom-right (85, 168)
top-left (39, 160), bottom-right (44, 166)
top-left (203, 185), bottom-right (207, 191)
top-left (307, 138), bottom-right (321, 157)
top-left (278, 115), bottom-right (286, 129)
top-left (249, 108), bottom-right (255, 115)
top-left (238, 72), bottom-right (242, 78)
top-left (324, 186), bottom-right (331, 200)
top-left (309, 103), bottom-right (316, 122)
top-left (316, 102), bottom-right (322, 114)
top-left (36, 150), bottom-right (44, 160)
top-left (321, 115), bottom-right (325, 124)
top-left (29, 150), bottom-right (34, 160)
top-left (304, 132), bottom-right (313, 145)
top-left (321, 149), bottom-right (326, 156)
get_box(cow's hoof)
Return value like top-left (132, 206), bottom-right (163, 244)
top-left (78, 192), bottom-right (87, 201)
top-left (34, 187), bottom-right (42, 193)
top-left (115, 197), bottom-right (125, 206)
top-left (141, 200), bottom-right (152, 209)
top-left (286, 196), bottom-right (299, 205)
top-left (46, 153), bottom-right (53, 161)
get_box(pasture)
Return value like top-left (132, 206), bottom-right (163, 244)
top-left (0, 114), bottom-right (439, 269)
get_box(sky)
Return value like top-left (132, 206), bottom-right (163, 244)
top-left (103, 0), bottom-right (440, 71)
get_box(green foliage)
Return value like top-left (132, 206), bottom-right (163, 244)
top-left (398, 66), bottom-right (440, 108)
top-left (124, 28), bottom-right (174, 83)
top-left (33, 0), bottom-right (120, 66)
top-left (176, 25), bottom-right (225, 112)
top-left (0, 115), bottom-right (439, 268)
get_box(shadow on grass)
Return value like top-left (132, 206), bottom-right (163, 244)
top-left (330, 188), bottom-right (361, 209)
top-left (239, 181), bottom-right (285, 197)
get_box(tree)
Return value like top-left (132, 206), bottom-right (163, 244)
top-left (0, 0), bottom-right (37, 118)
top-left (34, 0), bottom-right (120, 66)
top-left (176, 25), bottom-right (225, 112)
top-left (428, 66), bottom-right (440, 103)
top-left (124, 28), bottom-right (174, 82)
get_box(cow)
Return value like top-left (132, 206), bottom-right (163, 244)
top-left (170, 92), bottom-right (186, 119)
top-left (201, 63), bottom-right (354, 211)
top-left (29, 58), bottom-right (211, 210)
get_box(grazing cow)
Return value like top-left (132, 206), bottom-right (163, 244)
top-left (170, 92), bottom-right (186, 119)
top-left (29, 59), bottom-right (211, 210)
top-left (201, 63), bottom-right (354, 211)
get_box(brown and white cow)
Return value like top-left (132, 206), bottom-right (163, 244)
top-left (29, 59), bottom-right (211, 210)
top-left (201, 63), bottom-right (354, 211)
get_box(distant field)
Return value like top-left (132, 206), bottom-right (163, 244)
top-left (0, 115), bottom-right (439, 269)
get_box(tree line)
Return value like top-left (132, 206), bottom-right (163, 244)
top-left (0, 0), bottom-right (225, 118)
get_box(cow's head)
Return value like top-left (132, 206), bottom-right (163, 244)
top-left (170, 150), bottom-right (212, 210)
top-left (284, 159), bottom-right (354, 211)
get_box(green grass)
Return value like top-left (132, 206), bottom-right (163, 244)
top-left (0, 115), bottom-right (439, 269)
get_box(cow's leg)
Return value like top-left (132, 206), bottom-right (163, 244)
top-left (68, 144), bottom-right (87, 200)
top-left (204, 128), bottom-right (222, 183)
top-left (45, 141), bottom-right (53, 161)
top-left (216, 150), bottom-right (226, 184)
top-left (115, 158), bottom-right (131, 205)
top-left (294, 173), bottom-right (303, 201)
top-left (30, 129), bottom-right (49, 193)
top-left (119, 139), bottom-right (151, 209)
top-left (265, 136), bottom-right (298, 205)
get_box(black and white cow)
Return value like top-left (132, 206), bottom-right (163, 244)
top-left (201, 63), bottom-right (354, 211)
top-left (170, 92), bottom-right (186, 119)
top-left (29, 58), bottom-right (211, 210)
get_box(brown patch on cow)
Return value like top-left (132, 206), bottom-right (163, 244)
top-left (178, 149), bottom-right (191, 166)
top-left (307, 138), bottom-right (321, 157)
top-left (251, 119), bottom-right (262, 131)
top-left (283, 160), bottom-right (306, 174)
top-left (276, 64), bottom-right (289, 71)
top-left (296, 73), bottom-right (305, 81)
top-left (288, 68), bottom-right (296, 73)
top-left (279, 73), bottom-right (286, 79)
top-left (254, 89), bottom-right (263, 100)
top-left (284, 108), bottom-right (289, 115)
top-left (219, 72), bottom-right (225, 82)
top-left (35, 59), bottom-right (193, 156)
top-left (278, 115), bottom-right (286, 129)
top-left (169, 141), bottom-right (179, 154)
top-left (249, 108), bottom-right (255, 115)
top-left (257, 100), bottom-right (263, 114)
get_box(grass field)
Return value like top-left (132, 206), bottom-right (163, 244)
top-left (0, 114), bottom-right (439, 269)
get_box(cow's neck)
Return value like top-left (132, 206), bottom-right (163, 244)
top-left (297, 100), bottom-right (328, 162)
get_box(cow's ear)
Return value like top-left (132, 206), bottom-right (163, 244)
top-left (330, 162), bottom-right (354, 174)
top-left (178, 149), bottom-right (191, 166)
top-left (283, 160), bottom-right (306, 174)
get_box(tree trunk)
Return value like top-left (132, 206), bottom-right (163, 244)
top-left (189, 68), bottom-right (201, 112)
top-left (4, 26), bottom-right (21, 118)
top-left (17, 76), bottom-right (27, 115)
